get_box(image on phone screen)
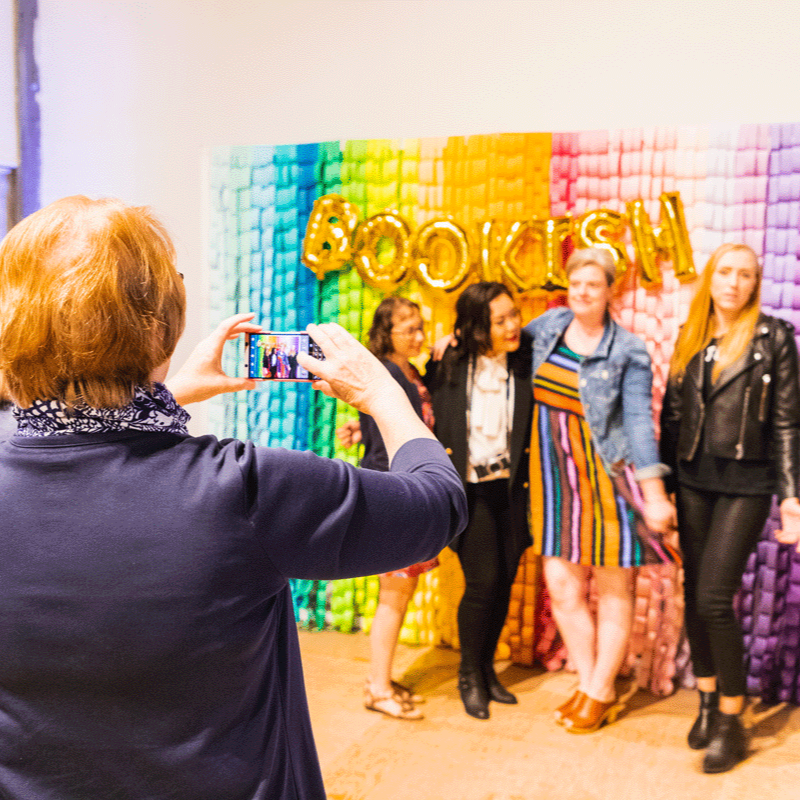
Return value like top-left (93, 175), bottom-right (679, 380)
top-left (245, 332), bottom-right (323, 381)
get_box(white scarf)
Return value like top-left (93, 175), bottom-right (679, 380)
top-left (467, 353), bottom-right (513, 482)
top-left (471, 353), bottom-right (509, 438)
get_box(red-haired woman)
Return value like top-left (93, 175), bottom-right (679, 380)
top-left (0, 196), bottom-right (467, 800)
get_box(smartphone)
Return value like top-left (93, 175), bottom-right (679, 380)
top-left (244, 332), bottom-right (324, 381)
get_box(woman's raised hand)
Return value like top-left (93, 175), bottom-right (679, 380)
top-left (430, 333), bottom-right (457, 361)
top-left (336, 420), bottom-right (362, 448)
top-left (300, 323), bottom-right (436, 460)
top-left (167, 313), bottom-right (262, 405)
top-left (775, 497), bottom-right (800, 553)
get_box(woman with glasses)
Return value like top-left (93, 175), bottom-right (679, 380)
top-left (0, 197), bottom-right (467, 800)
top-left (338, 296), bottom-right (439, 720)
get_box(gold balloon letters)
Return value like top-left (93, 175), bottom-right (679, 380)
top-left (501, 217), bottom-right (572, 292)
top-left (301, 192), bottom-right (696, 292)
top-left (301, 195), bottom-right (360, 280)
top-left (352, 213), bottom-right (411, 291)
top-left (573, 208), bottom-right (629, 281)
top-left (626, 192), bottom-right (697, 288)
top-left (412, 220), bottom-right (472, 292)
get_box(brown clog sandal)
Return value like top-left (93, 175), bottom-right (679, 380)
top-left (562, 693), bottom-right (625, 734)
top-left (554, 689), bottom-right (585, 725)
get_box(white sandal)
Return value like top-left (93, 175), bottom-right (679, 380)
top-left (364, 683), bottom-right (424, 720)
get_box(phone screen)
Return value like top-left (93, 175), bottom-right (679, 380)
top-left (245, 332), bottom-right (322, 381)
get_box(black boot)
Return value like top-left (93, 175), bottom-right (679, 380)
top-left (458, 672), bottom-right (490, 719)
top-left (687, 689), bottom-right (719, 749)
top-left (482, 663), bottom-right (517, 705)
top-left (702, 712), bottom-right (748, 773)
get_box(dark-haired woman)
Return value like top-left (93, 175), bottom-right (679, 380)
top-left (337, 296), bottom-right (438, 720)
top-left (426, 282), bottom-right (533, 719)
top-left (661, 242), bottom-right (800, 773)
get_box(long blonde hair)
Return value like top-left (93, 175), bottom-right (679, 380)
top-left (669, 243), bottom-right (761, 383)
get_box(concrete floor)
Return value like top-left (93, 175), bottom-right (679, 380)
top-left (300, 630), bottom-right (800, 800)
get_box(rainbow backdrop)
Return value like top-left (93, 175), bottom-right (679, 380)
top-left (208, 125), bottom-right (800, 703)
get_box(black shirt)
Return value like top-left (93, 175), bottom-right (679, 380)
top-left (678, 339), bottom-right (774, 495)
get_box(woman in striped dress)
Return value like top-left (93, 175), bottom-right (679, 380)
top-left (525, 247), bottom-right (678, 733)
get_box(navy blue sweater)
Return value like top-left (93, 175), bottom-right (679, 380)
top-left (0, 431), bottom-right (466, 800)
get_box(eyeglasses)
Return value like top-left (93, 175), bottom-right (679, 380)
top-left (391, 326), bottom-right (424, 338)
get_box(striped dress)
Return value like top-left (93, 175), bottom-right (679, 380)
top-left (530, 342), bottom-right (677, 567)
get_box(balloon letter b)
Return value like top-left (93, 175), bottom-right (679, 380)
top-left (301, 194), bottom-right (359, 279)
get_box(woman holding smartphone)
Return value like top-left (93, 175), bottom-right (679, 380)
top-left (0, 195), bottom-right (467, 800)
top-left (661, 243), bottom-right (800, 773)
top-left (337, 296), bottom-right (438, 720)
top-left (426, 282), bottom-right (533, 719)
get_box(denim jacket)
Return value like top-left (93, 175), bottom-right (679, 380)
top-left (525, 306), bottom-right (669, 481)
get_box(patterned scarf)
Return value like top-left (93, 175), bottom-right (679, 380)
top-left (13, 383), bottom-right (190, 437)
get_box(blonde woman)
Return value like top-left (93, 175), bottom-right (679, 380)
top-left (525, 248), bottom-right (677, 733)
top-left (661, 243), bottom-right (800, 773)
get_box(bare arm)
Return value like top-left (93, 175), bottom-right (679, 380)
top-left (775, 497), bottom-right (800, 553)
top-left (431, 333), bottom-right (456, 361)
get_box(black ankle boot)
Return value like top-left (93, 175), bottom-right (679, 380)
top-left (702, 712), bottom-right (748, 773)
top-left (458, 672), bottom-right (490, 719)
top-left (482, 663), bottom-right (517, 704)
top-left (687, 689), bottom-right (719, 749)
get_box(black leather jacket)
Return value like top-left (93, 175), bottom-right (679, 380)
top-left (660, 314), bottom-right (800, 500)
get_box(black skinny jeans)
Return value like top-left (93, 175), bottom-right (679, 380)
top-left (455, 479), bottom-right (521, 675)
top-left (676, 484), bottom-right (771, 697)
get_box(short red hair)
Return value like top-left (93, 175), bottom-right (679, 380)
top-left (0, 196), bottom-right (186, 408)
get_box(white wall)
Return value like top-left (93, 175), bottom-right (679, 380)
top-left (35, 0), bottom-right (800, 430)
top-left (0, 0), bottom-right (16, 166)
